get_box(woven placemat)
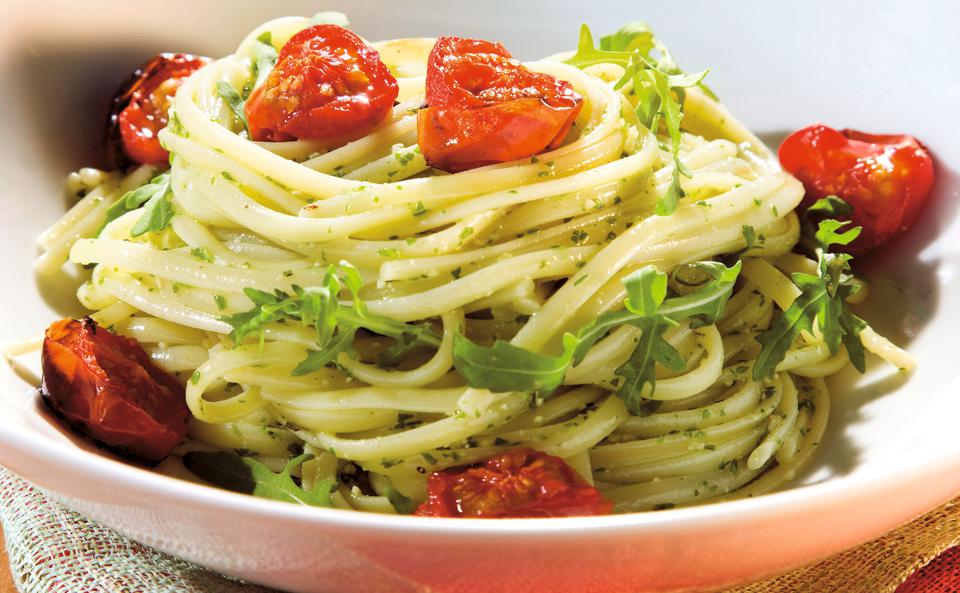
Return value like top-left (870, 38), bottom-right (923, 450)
top-left (731, 499), bottom-right (960, 593)
top-left (0, 469), bottom-right (268, 593)
top-left (1, 466), bottom-right (958, 593)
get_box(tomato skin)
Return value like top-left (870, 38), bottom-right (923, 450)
top-left (414, 448), bottom-right (612, 518)
top-left (245, 25), bottom-right (399, 142)
top-left (107, 53), bottom-right (211, 167)
top-left (417, 36), bottom-right (583, 172)
top-left (778, 124), bottom-right (935, 255)
top-left (40, 318), bottom-right (189, 463)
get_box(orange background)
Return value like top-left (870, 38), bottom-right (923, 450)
top-left (0, 530), bottom-right (15, 593)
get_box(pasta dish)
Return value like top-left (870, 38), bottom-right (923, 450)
top-left (13, 12), bottom-right (933, 517)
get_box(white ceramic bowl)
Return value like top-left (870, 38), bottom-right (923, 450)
top-left (2, 2), bottom-right (959, 592)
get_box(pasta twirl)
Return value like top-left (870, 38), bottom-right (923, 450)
top-left (29, 15), bottom-right (915, 514)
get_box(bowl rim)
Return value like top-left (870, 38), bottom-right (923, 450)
top-left (2, 364), bottom-right (958, 536)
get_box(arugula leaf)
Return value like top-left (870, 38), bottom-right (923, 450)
top-left (610, 267), bottom-right (684, 409)
top-left (658, 261), bottom-right (743, 326)
top-left (215, 29), bottom-right (282, 134)
top-left (564, 25), bottom-right (635, 68)
top-left (223, 263), bottom-right (441, 376)
top-left (753, 273), bottom-right (825, 380)
top-left (452, 261), bottom-right (741, 413)
top-left (129, 174), bottom-right (174, 237)
top-left (807, 195), bottom-right (853, 219)
top-left (98, 172), bottom-right (168, 236)
top-left (216, 80), bottom-right (249, 134)
top-left (378, 327), bottom-right (441, 368)
top-left (838, 301), bottom-right (868, 372)
top-left (654, 65), bottom-right (703, 214)
top-left (800, 194), bottom-right (856, 250)
top-left (752, 219), bottom-right (868, 380)
top-left (453, 333), bottom-right (577, 393)
top-left (625, 265), bottom-right (668, 315)
top-left (251, 32), bottom-right (278, 92)
top-left (815, 218), bottom-right (861, 252)
top-left (615, 58), bottom-right (705, 215)
top-left (609, 262), bottom-right (739, 409)
top-left (565, 23), bottom-right (709, 215)
top-left (335, 263), bottom-right (442, 370)
top-left (309, 11), bottom-right (349, 26)
top-left (599, 21), bottom-right (655, 54)
top-left (182, 451), bottom-right (336, 507)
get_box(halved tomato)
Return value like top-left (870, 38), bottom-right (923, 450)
top-left (779, 124), bottom-right (935, 255)
top-left (417, 36), bottom-right (583, 172)
top-left (107, 53), bottom-right (210, 167)
top-left (415, 448), bottom-right (612, 518)
top-left (244, 24), bottom-right (399, 142)
top-left (41, 317), bottom-right (189, 463)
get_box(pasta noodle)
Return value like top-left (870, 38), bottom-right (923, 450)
top-left (26, 15), bottom-right (916, 514)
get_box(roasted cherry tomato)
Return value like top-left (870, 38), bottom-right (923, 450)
top-left (107, 53), bottom-right (211, 167)
top-left (245, 24), bottom-right (399, 143)
top-left (414, 448), bottom-right (612, 518)
top-left (779, 124), bottom-right (935, 255)
top-left (417, 36), bottom-right (583, 173)
top-left (40, 318), bottom-right (189, 463)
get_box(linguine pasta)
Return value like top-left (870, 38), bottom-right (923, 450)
top-left (28, 15), bottom-right (914, 514)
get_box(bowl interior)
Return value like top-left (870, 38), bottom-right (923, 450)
top-left (2, 0), bottom-right (959, 502)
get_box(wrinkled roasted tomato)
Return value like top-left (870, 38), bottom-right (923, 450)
top-left (40, 318), bottom-right (189, 463)
top-left (417, 36), bottom-right (583, 173)
top-left (779, 124), bottom-right (935, 255)
top-left (414, 448), bottom-right (612, 518)
top-left (107, 53), bottom-right (211, 167)
top-left (245, 24), bottom-right (399, 142)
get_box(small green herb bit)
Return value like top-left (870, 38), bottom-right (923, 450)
top-left (741, 225), bottom-right (757, 251)
top-left (182, 451), bottom-right (336, 507)
top-left (752, 218), bottom-right (868, 380)
top-left (730, 224), bottom-right (759, 261)
top-left (384, 487), bottom-right (418, 514)
top-left (190, 246), bottom-right (214, 262)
